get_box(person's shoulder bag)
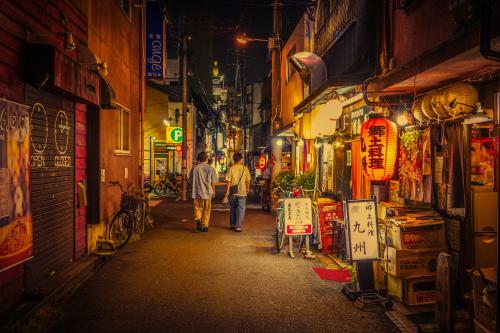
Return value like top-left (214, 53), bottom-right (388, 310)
top-left (229, 166), bottom-right (244, 197)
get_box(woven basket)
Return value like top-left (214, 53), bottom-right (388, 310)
top-left (412, 96), bottom-right (427, 122)
top-left (120, 194), bottom-right (139, 211)
top-left (421, 93), bottom-right (439, 120)
top-left (431, 91), bottom-right (450, 119)
top-left (444, 83), bottom-right (478, 117)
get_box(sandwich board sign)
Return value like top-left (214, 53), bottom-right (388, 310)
top-left (284, 197), bottom-right (312, 236)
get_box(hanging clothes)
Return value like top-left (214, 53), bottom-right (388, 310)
top-left (446, 121), bottom-right (465, 208)
top-left (351, 139), bottom-right (362, 199)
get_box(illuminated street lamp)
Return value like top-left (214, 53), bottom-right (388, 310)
top-left (235, 33), bottom-right (268, 46)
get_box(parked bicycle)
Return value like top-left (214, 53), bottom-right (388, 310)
top-left (153, 173), bottom-right (181, 196)
top-left (273, 186), bottom-right (305, 253)
top-left (108, 180), bottom-right (154, 249)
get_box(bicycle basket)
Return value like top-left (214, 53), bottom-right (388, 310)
top-left (120, 194), bottom-right (140, 211)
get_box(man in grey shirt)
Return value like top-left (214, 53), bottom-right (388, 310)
top-left (190, 152), bottom-right (217, 232)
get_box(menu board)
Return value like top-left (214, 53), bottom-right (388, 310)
top-left (284, 198), bottom-right (312, 236)
top-left (345, 199), bottom-right (379, 261)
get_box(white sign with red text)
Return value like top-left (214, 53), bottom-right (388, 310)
top-left (284, 198), bottom-right (312, 236)
top-left (345, 199), bottom-right (380, 261)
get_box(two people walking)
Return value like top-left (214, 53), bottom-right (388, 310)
top-left (190, 152), bottom-right (250, 232)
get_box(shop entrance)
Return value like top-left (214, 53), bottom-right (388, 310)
top-left (25, 87), bottom-right (75, 293)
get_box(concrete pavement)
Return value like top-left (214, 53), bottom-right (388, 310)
top-left (47, 195), bottom-right (397, 333)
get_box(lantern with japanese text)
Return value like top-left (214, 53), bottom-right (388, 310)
top-left (360, 117), bottom-right (398, 183)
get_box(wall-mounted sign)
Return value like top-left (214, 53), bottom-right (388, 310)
top-left (284, 198), bottom-right (312, 236)
top-left (166, 126), bottom-right (183, 143)
top-left (345, 199), bottom-right (379, 261)
top-left (146, 0), bottom-right (166, 79)
top-left (0, 99), bottom-right (32, 272)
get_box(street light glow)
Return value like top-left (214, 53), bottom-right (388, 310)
top-left (236, 34), bottom-right (249, 45)
top-left (163, 119), bottom-right (171, 127)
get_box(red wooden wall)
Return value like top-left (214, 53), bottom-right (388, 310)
top-left (0, 0), bottom-right (88, 314)
top-left (75, 103), bottom-right (87, 257)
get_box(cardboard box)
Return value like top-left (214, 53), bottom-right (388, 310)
top-left (388, 274), bottom-right (436, 305)
top-left (385, 218), bottom-right (446, 250)
top-left (381, 246), bottom-right (443, 277)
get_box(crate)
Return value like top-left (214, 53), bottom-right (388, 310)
top-left (385, 218), bottom-right (446, 250)
top-left (388, 274), bottom-right (436, 305)
top-left (381, 246), bottom-right (443, 277)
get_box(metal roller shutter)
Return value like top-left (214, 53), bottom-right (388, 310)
top-left (25, 87), bottom-right (75, 292)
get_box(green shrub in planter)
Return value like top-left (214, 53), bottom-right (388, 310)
top-left (295, 171), bottom-right (315, 191)
top-left (274, 171), bottom-right (296, 196)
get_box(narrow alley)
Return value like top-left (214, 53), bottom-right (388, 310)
top-left (47, 193), bottom-right (396, 333)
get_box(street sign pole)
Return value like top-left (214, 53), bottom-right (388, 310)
top-left (181, 35), bottom-right (188, 201)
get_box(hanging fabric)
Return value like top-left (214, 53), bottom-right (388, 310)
top-left (446, 121), bottom-right (465, 208)
top-left (351, 139), bottom-right (362, 199)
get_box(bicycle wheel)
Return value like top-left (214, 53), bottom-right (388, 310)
top-left (143, 199), bottom-right (154, 230)
top-left (153, 182), bottom-right (167, 195)
top-left (109, 211), bottom-right (133, 249)
top-left (274, 210), bottom-right (286, 252)
top-left (134, 201), bottom-right (146, 235)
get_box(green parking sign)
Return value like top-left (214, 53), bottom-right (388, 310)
top-left (166, 127), bottom-right (183, 143)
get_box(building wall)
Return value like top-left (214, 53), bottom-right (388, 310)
top-left (75, 0), bottom-right (142, 251)
top-left (143, 85), bottom-right (194, 180)
top-left (0, 0), bottom-right (89, 314)
top-left (280, 16), bottom-right (307, 128)
top-left (392, 0), bottom-right (457, 69)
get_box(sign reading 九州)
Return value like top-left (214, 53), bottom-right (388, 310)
top-left (345, 199), bottom-right (379, 261)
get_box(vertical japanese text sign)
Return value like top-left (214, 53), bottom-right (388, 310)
top-left (146, 0), bottom-right (166, 79)
top-left (284, 198), bottom-right (312, 236)
top-left (345, 199), bottom-right (379, 261)
top-left (0, 99), bottom-right (32, 272)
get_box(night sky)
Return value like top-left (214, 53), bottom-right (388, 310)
top-left (166, 0), bottom-right (309, 85)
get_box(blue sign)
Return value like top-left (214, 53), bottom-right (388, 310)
top-left (146, 1), bottom-right (165, 79)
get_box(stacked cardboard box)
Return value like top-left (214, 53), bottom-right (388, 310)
top-left (380, 213), bottom-right (446, 305)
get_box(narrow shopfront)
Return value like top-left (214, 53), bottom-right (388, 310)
top-left (25, 87), bottom-right (75, 292)
top-left (22, 44), bottom-right (100, 294)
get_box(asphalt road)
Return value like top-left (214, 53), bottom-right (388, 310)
top-left (49, 194), bottom-right (398, 333)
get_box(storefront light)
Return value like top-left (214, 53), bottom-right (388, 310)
top-left (396, 112), bottom-right (409, 127)
top-left (276, 138), bottom-right (283, 147)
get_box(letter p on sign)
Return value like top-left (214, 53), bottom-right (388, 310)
top-left (166, 127), bottom-right (183, 143)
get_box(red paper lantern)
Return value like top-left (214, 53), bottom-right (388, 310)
top-left (360, 117), bottom-right (398, 182)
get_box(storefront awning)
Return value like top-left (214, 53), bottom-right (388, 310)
top-left (293, 72), bottom-right (370, 115)
top-left (100, 76), bottom-right (117, 108)
top-left (366, 34), bottom-right (500, 95)
top-left (273, 122), bottom-right (295, 137)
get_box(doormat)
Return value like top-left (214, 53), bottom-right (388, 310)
top-left (313, 267), bottom-right (352, 282)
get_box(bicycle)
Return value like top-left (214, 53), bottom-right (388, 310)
top-left (273, 186), bottom-right (301, 253)
top-left (153, 173), bottom-right (181, 196)
top-left (108, 180), bottom-right (140, 249)
top-left (136, 191), bottom-right (154, 232)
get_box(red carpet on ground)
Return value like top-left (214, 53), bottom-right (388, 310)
top-left (312, 267), bottom-right (352, 282)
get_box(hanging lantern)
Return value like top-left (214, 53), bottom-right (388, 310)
top-left (360, 116), bottom-right (398, 183)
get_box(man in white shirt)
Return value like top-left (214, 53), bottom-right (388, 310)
top-left (190, 152), bottom-right (217, 232)
top-left (223, 152), bottom-right (251, 232)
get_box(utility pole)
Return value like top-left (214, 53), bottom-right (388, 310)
top-left (270, 0), bottom-right (282, 211)
top-left (181, 35), bottom-right (189, 201)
